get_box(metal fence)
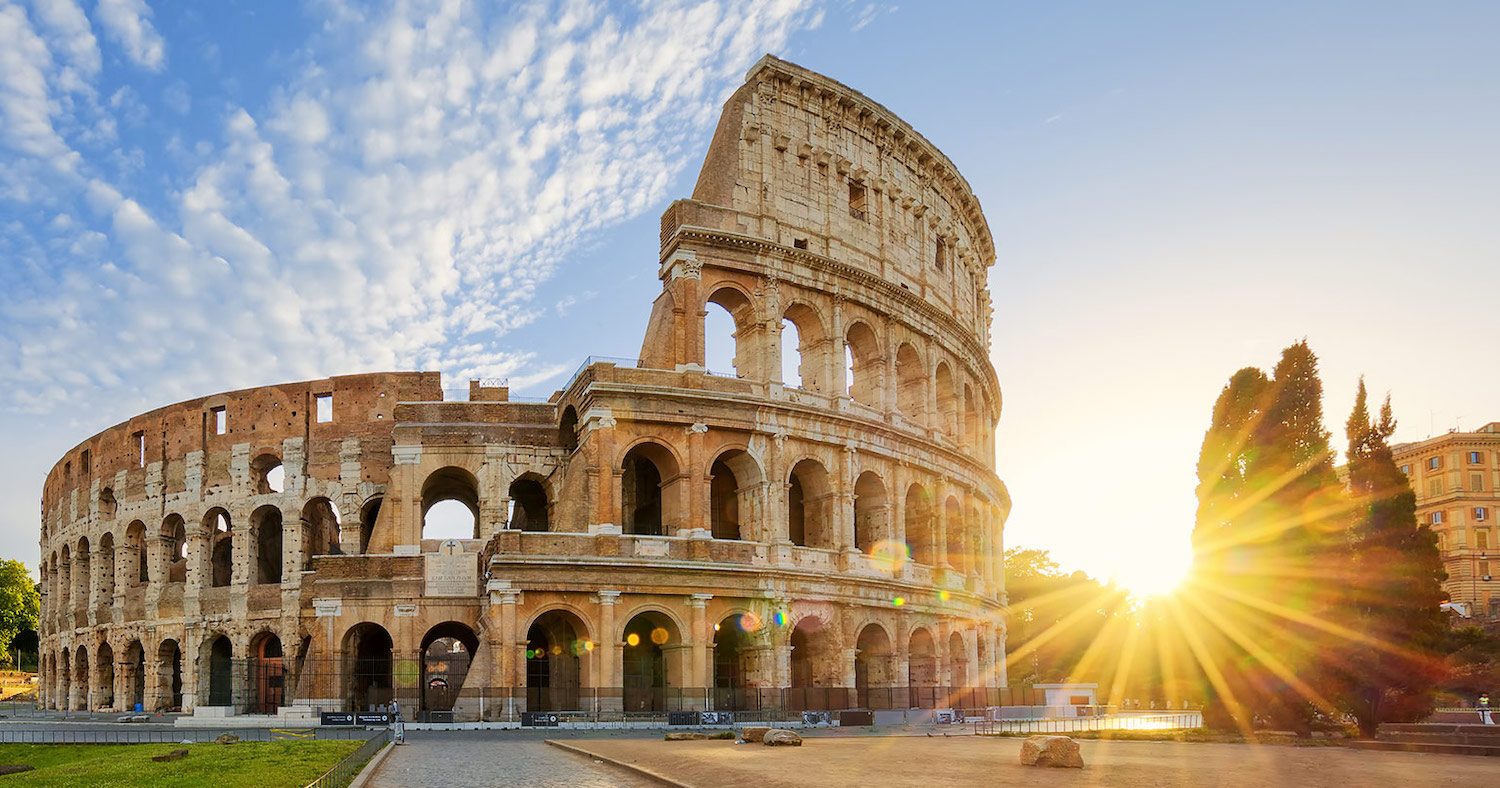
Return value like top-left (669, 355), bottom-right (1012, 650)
top-left (0, 727), bottom-right (377, 744)
top-left (973, 712), bottom-right (1204, 735)
top-left (303, 729), bottom-right (392, 788)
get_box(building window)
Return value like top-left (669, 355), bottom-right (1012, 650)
top-left (1480, 560), bottom-right (1491, 578)
top-left (1400, 464), bottom-right (1410, 475)
top-left (212, 406), bottom-right (227, 435)
top-left (316, 394), bottom-right (333, 423)
top-left (133, 431), bottom-right (146, 467)
top-left (1474, 473), bottom-right (1486, 492)
top-left (1431, 511), bottom-right (1444, 525)
top-left (1428, 456), bottom-right (1441, 470)
top-left (1428, 479), bottom-right (1442, 497)
top-left (1478, 530), bottom-right (1490, 550)
top-left (1470, 451), bottom-right (1483, 464)
top-left (848, 182), bottom-right (867, 221)
top-left (81, 449), bottom-right (90, 474)
top-left (1478, 507), bottom-right (1489, 522)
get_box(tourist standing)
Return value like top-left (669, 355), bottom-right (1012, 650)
top-left (1480, 693), bottom-right (1493, 725)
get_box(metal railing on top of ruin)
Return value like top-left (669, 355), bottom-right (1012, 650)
top-left (563, 355), bottom-right (641, 392)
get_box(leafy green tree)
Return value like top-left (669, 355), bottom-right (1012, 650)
top-left (1191, 341), bottom-right (1348, 734)
top-left (0, 561), bottom-right (38, 666)
top-left (1338, 381), bottom-right (1448, 735)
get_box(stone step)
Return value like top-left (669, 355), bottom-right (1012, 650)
top-left (1377, 731), bottom-right (1500, 746)
top-left (1349, 740), bottom-right (1500, 757)
top-left (1380, 723), bottom-right (1500, 736)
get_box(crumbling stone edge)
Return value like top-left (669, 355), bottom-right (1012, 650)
top-left (546, 739), bottom-right (696, 788)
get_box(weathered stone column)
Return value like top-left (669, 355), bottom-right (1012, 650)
top-left (493, 581), bottom-right (520, 720)
top-left (597, 590), bottom-right (620, 712)
top-left (935, 478), bottom-right (952, 570)
top-left (688, 593), bottom-right (712, 709)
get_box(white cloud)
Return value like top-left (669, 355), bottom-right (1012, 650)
top-left (0, 0), bottom-right (823, 421)
top-left (29, 0), bottom-right (99, 84)
top-left (95, 0), bottom-right (164, 71)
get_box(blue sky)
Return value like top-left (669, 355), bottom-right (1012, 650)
top-left (3, 1), bottom-right (1498, 590)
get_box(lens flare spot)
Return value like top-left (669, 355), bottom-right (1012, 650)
top-left (869, 539), bottom-right (911, 572)
top-left (626, 632), bottom-right (641, 647)
top-left (738, 612), bottom-right (763, 632)
top-left (773, 611), bottom-right (788, 627)
top-left (938, 590), bottom-right (951, 602)
top-left (893, 596), bottom-right (906, 607)
top-left (551, 644), bottom-right (562, 656)
top-left (584, 640), bottom-right (595, 652)
top-left (650, 627), bottom-right (670, 645)
top-left (570, 639), bottom-right (586, 656)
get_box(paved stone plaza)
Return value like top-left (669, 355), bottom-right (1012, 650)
top-left (366, 731), bottom-right (657, 788)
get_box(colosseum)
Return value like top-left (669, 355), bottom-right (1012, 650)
top-left (37, 56), bottom-right (1010, 724)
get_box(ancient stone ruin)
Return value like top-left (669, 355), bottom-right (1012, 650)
top-left (37, 56), bottom-right (1009, 723)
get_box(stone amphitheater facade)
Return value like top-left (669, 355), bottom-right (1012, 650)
top-left (37, 56), bottom-right (1010, 722)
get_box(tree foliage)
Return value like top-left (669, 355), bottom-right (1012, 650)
top-left (1191, 341), bottom-right (1350, 734)
top-left (0, 561), bottom-right (39, 663)
top-left (1336, 380), bottom-right (1448, 735)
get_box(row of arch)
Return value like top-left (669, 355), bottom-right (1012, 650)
top-left (702, 283), bottom-right (994, 456)
top-left (40, 496), bottom-right (363, 624)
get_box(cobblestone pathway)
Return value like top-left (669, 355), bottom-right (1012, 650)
top-left (366, 731), bottom-right (659, 788)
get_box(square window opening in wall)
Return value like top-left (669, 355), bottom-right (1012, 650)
top-left (793, 238), bottom-right (808, 250)
top-left (935, 238), bottom-right (947, 271)
top-left (133, 431), bottom-right (145, 468)
top-left (1478, 507), bottom-right (1489, 522)
top-left (1428, 456), bottom-right (1441, 470)
top-left (1431, 511), bottom-right (1444, 525)
top-left (848, 181), bottom-right (867, 221)
top-left (1470, 451), bottom-right (1483, 464)
top-left (1400, 464), bottom-right (1410, 475)
top-left (212, 406), bottom-right (226, 435)
top-left (81, 449), bottom-right (89, 473)
top-left (316, 394), bottom-right (333, 423)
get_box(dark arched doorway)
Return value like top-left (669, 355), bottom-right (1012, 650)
top-left (342, 623), bottom-right (394, 712)
top-left (621, 612), bottom-right (680, 712)
top-left (854, 624), bottom-right (893, 710)
top-left (203, 635), bottom-right (233, 707)
top-left (157, 640), bottom-right (182, 711)
top-left (420, 622), bottom-right (479, 720)
top-left (712, 614), bottom-right (754, 711)
top-left (248, 632), bottom-right (284, 714)
top-left (526, 610), bottom-right (589, 713)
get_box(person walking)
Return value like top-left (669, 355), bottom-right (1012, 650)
top-left (1480, 693), bottom-right (1493, 725)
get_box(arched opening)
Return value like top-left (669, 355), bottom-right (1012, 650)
top-left (844, 322), bottom-right (882, 407)
top-left (905, 484), bottom-right (935, 566)
top-left (622, 443), bottom-right (679, 537)
top-left (712, 614), bottom-right (753, 711)
top-left (123, 640), bottom-right (146, 712)
top-left (125, 521), bottom-right (148, 584)
top-left (788, 616), bottom-right (841, 711)
top-left (526, 609), bottom-right (590, 713)
top-left (58, 547), bottom-right (71, 613)
top-left (73, 538), bottom-right (90, 611)
top-left (710, 449), bottom-right (762, 541)
top-left (248, 632), bottom-right (284, 714)
top-left (421, 467), bottom-right (480, 540)
top-left (621, 611), bottom-right (681, 712)
top-left (156, 640), bottom-right (182, 711)
top-left (705, 286), bottom-right (753, 378)
top-left (343, 623), bottom-right (393, 712)
top-left (787, 459), bottom-right (833, 549)
top-left (73, 645), bottom-right (89, 711)
top-left (936, 363), bottom-right (957, 436)
top-left (206, 510), bottom-right (233, 587)
top-left (420, 622), bottom-right (479, 719)
top-left (95, 642), bottom-right (114, 710)
top-left (99, 487), bottom-right (117, 519)
top-left (252, 505), bottom-right (283, 584)
top-left (301, 497), bottom-right (342, 568)
top-left (854, 624), bottom-right (893, 710)
top-left (895, 343), bottom-right (925, 419)
top-left (947, 632), bottom-right (969, 692)
top-left (252, 453), bottom-right (284, 494)
top-left (96, 533), bottom-right (116, 604)
top-left (963, 383), bottom-right (979, 449)
top-left (59, 650), bottom-right (71, 711)
top-left (908, 628), bottom-right (938, 708)
top-left (558, 406), bottom-right (579, 453)
top-left (162, 515), bottom-right (187, 584)
top-left (945, 497), bottom-right (966, 573)
top-left (782, 303), bottom-right (828, 392)
top-left (359, 497), bottom-right (382, 554)
top-left (508, 477), bottom-right (550, 532)
top-left (202, 634), bottom-right (233, 706)
top-left (853, 472), bottom-right (889, 555)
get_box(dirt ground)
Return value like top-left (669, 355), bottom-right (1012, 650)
top-left (562, 735), bottom-right (1499, 788)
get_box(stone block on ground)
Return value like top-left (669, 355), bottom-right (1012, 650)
top-left (665, 732), bottom-right (708, 741)
top-left (1019, 735), bottom-right (1083, 768)
top-left (738, 726), bottom-right (771, 743)
top-left (0, 765), bottom-right (35, 775)
top-left (214, 733), bottom-right (239, 745)
top-left (763, 729), bottom-right (803, 746)
top-left (151, 750), bottom-right (189, 763)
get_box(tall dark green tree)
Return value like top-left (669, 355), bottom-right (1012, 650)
top-left (1191, 341), bottom-right (1348, 733)
top-left (1338, 380), bottom-right (1448, 736)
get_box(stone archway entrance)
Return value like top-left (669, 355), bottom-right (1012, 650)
top-left (248, 633), bottom-right (284, 714)
top-left (712, 614), bottom-right (752, 711)
top-left (157, 640), bottom-right (182, 711)
top-left (202, 635), bottom-right (233, 707)
top-left (420, 622), bottom-right (479, 720)
top-left (526, 610), bottom-right (589, 712)
top-left (621, 612), bottom-right (681, 712)
top-left (342, 623), bottom-right (394, 712)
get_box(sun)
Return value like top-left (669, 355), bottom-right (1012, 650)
top-left (1112, 557), bottom-right (1191, 599)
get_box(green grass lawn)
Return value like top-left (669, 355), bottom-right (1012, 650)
top-left (0, 740), bottom-right (364, 788)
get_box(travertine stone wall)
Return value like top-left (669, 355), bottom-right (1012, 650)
top-left (38, 56), bottom-right (1011, 721)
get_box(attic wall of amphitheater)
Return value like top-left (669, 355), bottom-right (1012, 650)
top-left (36, 56), bottom-right (1010, 722)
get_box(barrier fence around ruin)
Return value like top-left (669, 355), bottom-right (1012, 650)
top-left (0, 726), bottom-right (380, 744)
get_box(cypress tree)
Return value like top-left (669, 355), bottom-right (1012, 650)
top-left (1339, 380), bottom-right (1448, 736)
